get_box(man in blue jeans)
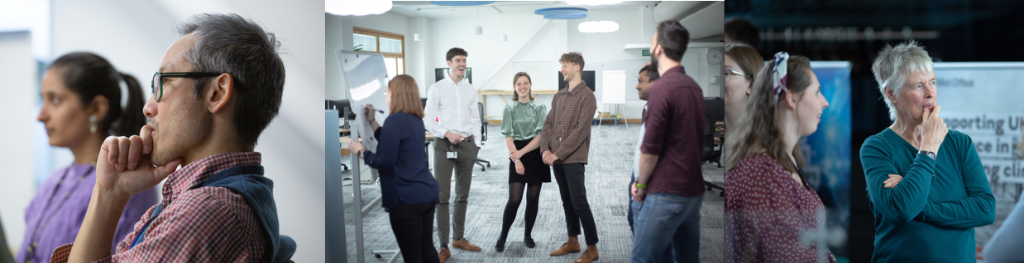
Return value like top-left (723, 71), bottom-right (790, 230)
top-left (627, 63), bottom-right (671, 263)
top-left (631, 20), bottom-right (707, 263)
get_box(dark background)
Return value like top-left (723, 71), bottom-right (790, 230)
top-left (726, 0), bottom-right (1024, 262)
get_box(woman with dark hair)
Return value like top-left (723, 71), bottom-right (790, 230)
top-left (495, 72), bottom-right (549, 252)
top-left (350, 75), bottom-right (440, 263)
top-left (19, 52), bottom-right (156, 263)
top-left (723, 52), bottom-right (834, 263)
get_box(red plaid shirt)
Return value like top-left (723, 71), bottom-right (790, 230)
top-left (50, 152), bottom-right (267, 263)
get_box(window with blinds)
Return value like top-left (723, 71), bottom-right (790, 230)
top-left (353, 27), bottom-right (405, 78)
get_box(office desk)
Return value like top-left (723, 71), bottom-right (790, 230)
top-left (340, 131), bottom-right (436, 160)
top-left (713, 121), bottom-right (725, 144)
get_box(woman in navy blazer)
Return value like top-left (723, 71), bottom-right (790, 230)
top-left (350, 75), bottom-right (440, 263)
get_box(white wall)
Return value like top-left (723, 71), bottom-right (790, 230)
top-left (326, 13), bottom-right (347, 100)
top-left (412, 8), bottom-right (722, 121)
top-left (0, 30), bottom-right (38, 252)
top-left (333, 7), bottom-right (722, 122)
top-left (427, 13), bottom-right (561, 119)
top-left (50, 1), bottom-right (325, 262)
top-left (568, 9), bottom-right (649, 119)
top-left (327, 12), bottom-right (433, 100)
top-left (566, 9), bottom-right (723, 119)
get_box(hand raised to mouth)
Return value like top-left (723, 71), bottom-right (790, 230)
top-left (95, 125), bottom-right (182, 199)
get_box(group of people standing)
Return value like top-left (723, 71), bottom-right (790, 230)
top-left (358, 15), bottom-right (1024, 263)
top-left (349, 44), bottom-right (603, 263)
top-left (722, 17), bottom-right (1022, 263)
top-left (352, 20), bottom-right (713, 263)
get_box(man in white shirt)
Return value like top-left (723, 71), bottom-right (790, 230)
top-left (628, 62), bottom-right (671, 263)
top-left (423, 47), bottom-right (483, 262)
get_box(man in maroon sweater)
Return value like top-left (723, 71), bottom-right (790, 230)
top-left (630, 20), bottom-right (707, 263)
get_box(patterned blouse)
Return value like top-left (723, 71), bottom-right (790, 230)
top-left (725, 153), bottom-right (834, 263)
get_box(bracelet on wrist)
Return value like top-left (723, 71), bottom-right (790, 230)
top-left (636, 183), bottom-right (647, 189)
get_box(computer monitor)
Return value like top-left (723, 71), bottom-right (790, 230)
top-left (434, 67), bottom-right (472, 84)
top-left (703, 97), bottom-right (725, 123)
top-left (325, 100), bottom-right (351, 119)
top-left (557, 70), bottom-right (596, 91)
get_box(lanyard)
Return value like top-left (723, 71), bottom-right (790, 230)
top-left (24, 165), bottom-right (94, 262)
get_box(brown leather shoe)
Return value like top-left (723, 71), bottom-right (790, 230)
top-left (549, 239), bottom-right (581, 256)
top-left (438, 247), bottom-right (450, 263)
top-left (574, 246), bottom-right (599, 263)
top-left (451, 238), bottom-right (482, 252)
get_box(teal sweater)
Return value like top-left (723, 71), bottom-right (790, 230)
top-left (860, 128), bottom-right (995, 262)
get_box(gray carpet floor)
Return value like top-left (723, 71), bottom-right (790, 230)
top-left (341, 124), bottom-right (725, 262)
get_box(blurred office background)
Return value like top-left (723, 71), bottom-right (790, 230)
top-left (727, 0), bottom-right (1024, 262)
top-left (0, 0), bottom-right (325, 262)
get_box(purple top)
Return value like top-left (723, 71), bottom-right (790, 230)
top-left (641, 65), bottom-right (707, 197)
top-left (16, 163), bottom-right (158, 263)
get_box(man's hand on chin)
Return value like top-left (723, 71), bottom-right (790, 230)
top-left (68, 126), bottom-right (182, 263)
top-left (95, 125), bottom-right (181, 199)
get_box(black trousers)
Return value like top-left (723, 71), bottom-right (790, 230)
top-left (552, 163), bottom-right (599, 246)
top-left (388, 200), bottom-right (441, 263)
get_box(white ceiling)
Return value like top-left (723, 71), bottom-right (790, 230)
top-left (679, 1), bottom-right (723, 39)
top-left (388, 1), bottom-right (723, 38)
top-left (392, 1), bottom-right (656, 19)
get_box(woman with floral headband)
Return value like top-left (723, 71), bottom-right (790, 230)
top-left (723, 52), bottom-right (834, 263)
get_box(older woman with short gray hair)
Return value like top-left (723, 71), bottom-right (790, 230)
top-left (860, 41), bottom-right (995, 262)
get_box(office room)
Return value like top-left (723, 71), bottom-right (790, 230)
top-left (0, 0), bottom-right (325, 262)
top-left (327, 1), bottom-right (726, 262)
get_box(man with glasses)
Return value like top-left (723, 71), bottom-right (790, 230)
top-left (50, 13), bottom-right (295, 263)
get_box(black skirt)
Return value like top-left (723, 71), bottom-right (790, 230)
top-left (509, 139), bottom-right (552, 184)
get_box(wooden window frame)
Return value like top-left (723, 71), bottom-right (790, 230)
top-left (354, 27), bottom-right (405, 74)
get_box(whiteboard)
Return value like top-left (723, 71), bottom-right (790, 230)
top-left (601, 70), bottom-right (626, 104)
top-left (588, 59), bottom-right (650, 102)
top-left (336, 50), bottom-right (391, 153)
top-left (512, 61), bottom-right (557, 91)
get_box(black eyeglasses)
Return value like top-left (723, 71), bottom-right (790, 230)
top-left (151, 72), bottom-right (224, 102)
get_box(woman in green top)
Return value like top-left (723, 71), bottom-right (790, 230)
top-left (495, 72), bottom-right (550, 252)
top-left (860, 41), bottom-right (995, 262)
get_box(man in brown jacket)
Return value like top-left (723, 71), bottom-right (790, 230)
top-left (542, 52), bottom-right (599, 263)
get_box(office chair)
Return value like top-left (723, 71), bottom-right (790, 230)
top-left (475, 102), bottom-right (491, 171)
top-left (327, 100), bottom-right (352, 171)
top-left (703, 97), bottom-right (726, 168)
top-left (422, 98), bottom-right (431, 161)
top-left (0, 213), bottom-right (14, 263)
top-left (702, 97), bottom-right (725, 197)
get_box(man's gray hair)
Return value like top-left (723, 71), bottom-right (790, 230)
top-left (870, 40), bottom-right (933, 121)
top-left (177, 13), bottom-right (285, 150)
